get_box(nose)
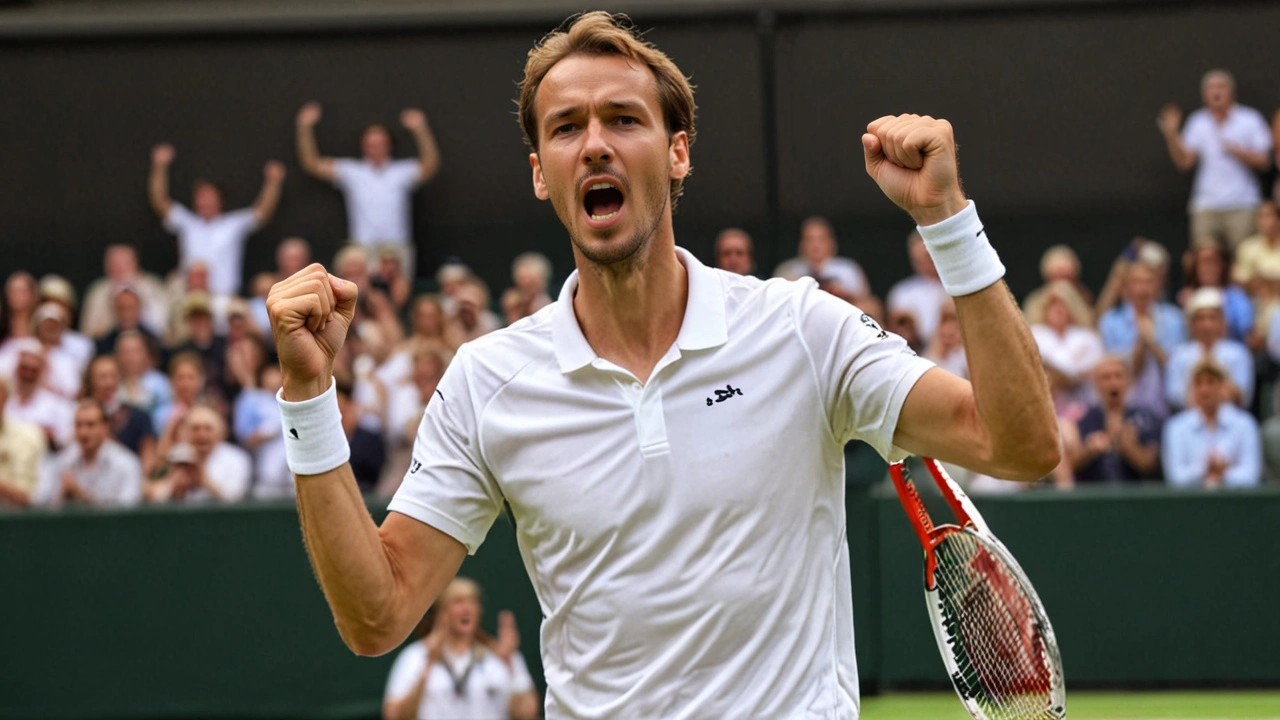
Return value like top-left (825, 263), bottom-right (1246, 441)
top-left (581, 119), bottom-right (612, 166)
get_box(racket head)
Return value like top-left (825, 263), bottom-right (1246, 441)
top-left (925, 526), bottom-right (1066, 720)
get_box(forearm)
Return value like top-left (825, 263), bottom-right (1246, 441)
top-left (148, 164), bottom-right (171, 216)
top-left (254, 179), bottom-right (283, 223)
top-left (1232, 148), bottom-right (1271, 172)
top-left (1163, 134), bottom-right (1195, 171)
top-left (0, 479), bottom-right (31, 507)
top-left (296, 124), bottom-right (323, 173)
top-left (411, 125), bottom-right (441, 181)
top-left (510, 690), bottom-right (540, 720)
top-left (1118, 442), bottom-right (1159, 475)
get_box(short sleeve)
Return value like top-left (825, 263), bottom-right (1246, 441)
top-left (793, 280), bottom-right (936, 462)
top-left (393, 159), bottom-right (423, 188)
top-left (1248, 110), bottom-right (1274, 152)
top-left (508, 653), bottom-right (535, 693)
top-left (163, 203), bottom-right (196, 234)
top-left (384, 642), bottom-right (426, 702)
top-left (332, 158), bottom-right (358, 189)
top-left (387, 348), bottom-right (504, 554)
top-left (1181, 113), bottom-right (1208, 153)
top-left (223, 208), bottom-right (260, 235)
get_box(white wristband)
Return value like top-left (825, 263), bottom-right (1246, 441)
top-left (916, 200), bottom-right (1006, 297)
top-left (276, 379), bottom-right (351, 476)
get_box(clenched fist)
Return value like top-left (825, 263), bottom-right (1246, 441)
top-left (267, 265), bottom-right (358, 401)
top-left (297, 102), bottom-right (323, 127)
top-left (862, 114), bottom-right (968, 227)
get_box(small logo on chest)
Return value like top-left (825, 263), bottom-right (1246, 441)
top-left (706, 383), bottom-right (744, 406)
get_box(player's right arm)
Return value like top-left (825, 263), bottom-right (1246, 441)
top-left (269, 265), bottom-right (466, 656)
top-left (1157, 104), bottom-right (1197, 172)
top-left (296, 102), bottom-right (338, 183)
top-left (148, 143), bottom-right (176, 218)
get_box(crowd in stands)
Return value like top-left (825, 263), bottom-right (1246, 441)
top-left (2, 70), bottom-right (1279, 511)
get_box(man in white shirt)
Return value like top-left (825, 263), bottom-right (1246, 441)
top-left (887, 230), bottom-right (948, 344)
top-left (1158, 69), bottom-right (1274, 251)
top-left (267, 13), bottom-right (1059, 720)
top-left (773, 216), bottom-right (871, 304)
top-left (713, 227), bottom-right (755, 276)
top-left (4, 340), bottom-right (73, 450)
top-left (147, 405), bottom-right (250, 504)
top-left (295, 102), bottom-right (442, 276)
top-left (35, 399), bottom-right (143, 508)
top-left (148, 143), bottom-right (285, 296)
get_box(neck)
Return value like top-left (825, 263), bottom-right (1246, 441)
top-left (82, 445), bottom-right (101, 465)
top-left (572, 227), bottom-right (687, 384)
top-left (1200, 404), bottom-right (1221, 424)
top-left (446, 632), bottom-right (473, 654)
top-left (1198, 337), bottom-right (1216, 350)
top-left (1211, 104), bottom-right (1231, 121)
top-left (1104, 399), bottom-right (1125, 414)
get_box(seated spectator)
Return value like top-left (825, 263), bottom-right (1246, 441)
top-left (168, 292), bottom-right (230, 398)
top-left (248, 237), bottom-right (313, 333)
top-left (382, 343), bottom-right (450, 494)
top-left (372, 247), bottom-right (412, 313)
top-left (0, 303), bottom-right (83, 399)
top-left (383, 578), bottom-right (539, 720)
top-left (1165, 287), bottom-right (1253, 410)
top-left (924, 310), bottom-right (967, 379)
top-left (224, 333), bottom-right (269, 402)
top-left (34, 399), bottom-right (143, 508)
top-left (1029, 280), bottom-right (1103, 417)
top-left (774, 216), bottom-right (870, 305)
top-left (503, 251), bottom-right (554, 323)
top-left (84, 354), bottom-right (157, 475)
top-left (148, 143), bottom-right (285, 296)
top-left (446, 278), bottom-right (501, 349)
top-left (1177, 245), bottom-right (1253, 342)
top-left (152, 351), bottom-right (211, 458)
top-left (1095, 238), bottom-right (1171, 319)
top-left (80, 244), bottom-right (167, 340)
top-left (714, 228), bottom-right (754, 276)
top-left (1099, 261), bottom-right (1186, 417)
top-left (146, 405), bottom-right (250, 503)
top-left (4, 340), bottom-right (73, 450)
top-left (377, 294), bottom-right (449, 391)
top-left (233, 363), bottom-right (289, 500)
top-left (887, 230), bottom-right (948, 345)
top-left (1072, 357), bottom-right (1162, 482)
top-left (1023, 245), bottom-right (1095, 323)
top-left (2, 271), bottom-right (38, 343)
top-left (0, 374), bottom-right (47, 507)
top-left (1162, 359), bottom-right (1261, 487)
top-left (337, 378), bottom-right (385, 494)
top-left (95, 286), bottom-right (162, 357)
top-left (436, 259), bottom-right (473, 315)
top-left (38, 275), bottom-right (95, 371)
top-left (1233, 200), bottom-right (1280, 337)
top-left (886, 310), bottom-right (923, 354)
top-left (114, 330), bottom-right (171, 419)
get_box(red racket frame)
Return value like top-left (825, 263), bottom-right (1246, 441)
top-left (889, 458), bottom-right (981, 589)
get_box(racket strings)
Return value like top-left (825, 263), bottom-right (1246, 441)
top-left (934, 532), bottom-right (1061, 719)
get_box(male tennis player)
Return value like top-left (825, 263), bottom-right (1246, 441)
top-left (268, 12), bottom-right (1058, 719)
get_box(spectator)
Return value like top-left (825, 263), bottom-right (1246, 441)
top-left (1162, 359), bottom-right (1261, 487)
top-left (1177, 245), bottom-right (1253, 343)
top-left (114, 330), bottom-right (171, 419)
top-left (148, 143), bottom-right (285, 296)
top-left (924, 310), bottom-right (967, 379)
top-left (1072, 356), bottom-right (1162, 482)
top-left (1233, 200), bottom-right (1280, 336)
top-left (436, 260), bottom-right (473, 313)
top-left (886, 310), bottom-right (923, 355)
top-left (80, 245), bottom-right (168, 340)
top-left (233, 363), bottom-right (290, 500)
top-left (382, 343), bottom-right (450, 495)
top-left (1100, 261), bottom-right (1186, 417)
top-left (94, 286), bottom-right (161, 357)
top-left (147, 405), bottom-right (251, 503)
top-left (383, 578), bottom-right (539, 720)
top-left (377, 294), bottom-right (450, 391)
top-left (1158, 69), bottom-right (1273, 251)
top-left (1023, 245), bottom-right (1095, 322)
top-left (168, 292), bottom-right (229, 398)
top-left (4, 340), bottom-right (73, 450)
top-left (773, 216), bottom-right (870, 305)
top-left (714, 228), bottom-right (754, 276)
top-left (0, 303), bottom-right (83, 399)
top-left (445, 278), bottom-right (500, 349)
top-left (152, 351), bottom-right (210, 458)
top-left (34, 399), bottom-right (143, 508)
top-left (334, 245), bottom-right (373, 292)
top-left (0, 374), bottom-right (47, 507)
top-left (372, 247), bottom-right (413, 313)
top-left (337, 378), bottom-right (385, 495)
top-left (1095, 238), bottom-right (1172, 318)
top-left (276, 237), bottom-right (313, 280)
top-left (84, 354), bottom-right (158, 475)
top-left (1029, 281), bottom-right (1104, 417)
top-left (887, 230), bottom-right (948, 345)
top-left (509, 252), bottom-right (554, 317)
top-left (225, 334), bottom-right (269, 401)
top-left (2, 271), bottom-right (38, 342)
top-left (295, 102), bottom-right (442, 277)
top-left (1166, 287), bottom-right (1253, 410)
top-left (38, 275), bottom-right (95, 370)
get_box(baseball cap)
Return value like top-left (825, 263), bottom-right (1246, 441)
top-left (1184, 287), bottom-right (1224, 317)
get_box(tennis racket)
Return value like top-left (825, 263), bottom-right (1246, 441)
top-left (889, 458), bottom-right (1066, 720)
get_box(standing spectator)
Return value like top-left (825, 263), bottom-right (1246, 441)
top-left (295, 102), bottom-right (442, 276)
top-left (37, 275), bottom-right (95, 371)
top-left (1072, 357), bottom-right (1162, 482)
top-left (94, 286), bottom-right (161, 357)
top-left (773, 216), bottom-right (871, 305)
top-left (34, 399), bottom-right (143, 508)
top-left (2, 271), bottom-right (38, 343)
top-left (147, 406), bottom-right (250, 503)
top-left (4, 340), bottom-right (74, 449)
top-left (234, 363), bottom-right (290, 500)
top-left (714, 228), bottom-right (754, 276)
top-left (1158, 69), bottom-right (1273, 251)
top-left (80, 245), bottom-right (168, 340)
top-left (84, 354), bottom-right (157, 475)
top-left (382, 578), bottom-right (539, 720)
top-left (1177, 245), bottom-right (1253, 343)
top-left (887, 230), bottom-right (948, 345)
top-left (1165, 287), bottom-right (1253, 411)
top-left (1162, 359), bottom-right (1261, 487)
top-left (1100, 262), bottom-right (1186, 417)
top-left (1029, 281), bottom-right (1104, 417)
top-left (1023, 245), bottom-right (1095, 322)
top-left (148, 143), bottom-right (285, 296)
top-left (0, 375), bottom-right (47, 507)
top-left (114, 330), bottom-right (171, 420)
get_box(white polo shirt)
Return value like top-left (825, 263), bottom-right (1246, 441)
top-left (164, 204), bottom-right (259, 295)
top-left (388, 248), bottom-right (934, 720)
top-left (333, 158), bottom-right (421, 245)
top-left (384, 642), bottom-right (535, 720)
top-left (1182, 105), bottom-right (1273, 212)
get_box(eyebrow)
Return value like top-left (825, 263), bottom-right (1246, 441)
top-left (543, 100), bottom-right (648, 129)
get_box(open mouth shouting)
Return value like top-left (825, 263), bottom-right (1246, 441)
top-left (581, 176), bottom-right (626, 230)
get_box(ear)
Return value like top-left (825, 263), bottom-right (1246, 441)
top-left (530, 153), bottom-right (549, 201)
top-left (668, 131), bottom-right (691, 180)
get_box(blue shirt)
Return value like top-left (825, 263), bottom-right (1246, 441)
top-left (1075, 404), bottom-right (1163, 482)
top-left (1099, 302), bottom-right (1187, 417)
top-left (1161, 404), bottom-right (1261, 488)
top-left (1220, 285), bottom-right (1254, 342)
top-left (1164, 339), bottom-right (1254, 410)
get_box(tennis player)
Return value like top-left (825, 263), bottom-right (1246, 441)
top-left (267, 12), bottom-right (1059, 720)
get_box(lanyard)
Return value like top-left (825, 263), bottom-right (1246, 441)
top-left (441, 648), bottom-right (478, 697)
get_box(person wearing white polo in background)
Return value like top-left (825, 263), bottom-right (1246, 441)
top-left (295, 102), bottom-right (441, 274)
top-left (268, 13), bottom-right (1059, 720)
top-left (148, 143), bottom-right (285, 296)
top-left (1158, 69), bottom-right (1274, 251)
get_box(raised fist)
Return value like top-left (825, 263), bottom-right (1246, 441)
top-left (297, 102), bottom-right (323, 127)
top-left (267, 264), bottom-right (358, 401)
top-left (263, 160), bottom-right (287, 183)
top-left (400, 108), bottom-right (428, 131)
top-left (152, 143), bottom-right (175, 166)
top-left (1157, 103), bottom-right (1183, 137)
top-left (862, 114), bottom-right (967, 227)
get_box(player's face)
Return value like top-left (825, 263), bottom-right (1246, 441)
top-left (530, 54), bottom-right (689, 268)
top-left (74, 406), bottom-right (108, 453)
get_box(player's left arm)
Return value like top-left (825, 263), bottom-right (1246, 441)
top-left (401, 108), bottom-right (441, 184)
top-left (863, 115), bottom-right (1059, 481)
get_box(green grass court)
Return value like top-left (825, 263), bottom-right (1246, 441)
top-left (862, 692), bottom-right (1280, 719)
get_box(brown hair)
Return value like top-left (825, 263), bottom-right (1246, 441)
top-left (517, 11), bottom-right (697, 208)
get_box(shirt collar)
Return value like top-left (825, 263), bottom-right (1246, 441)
top-left (551, 247), bottom-right (728, 374)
